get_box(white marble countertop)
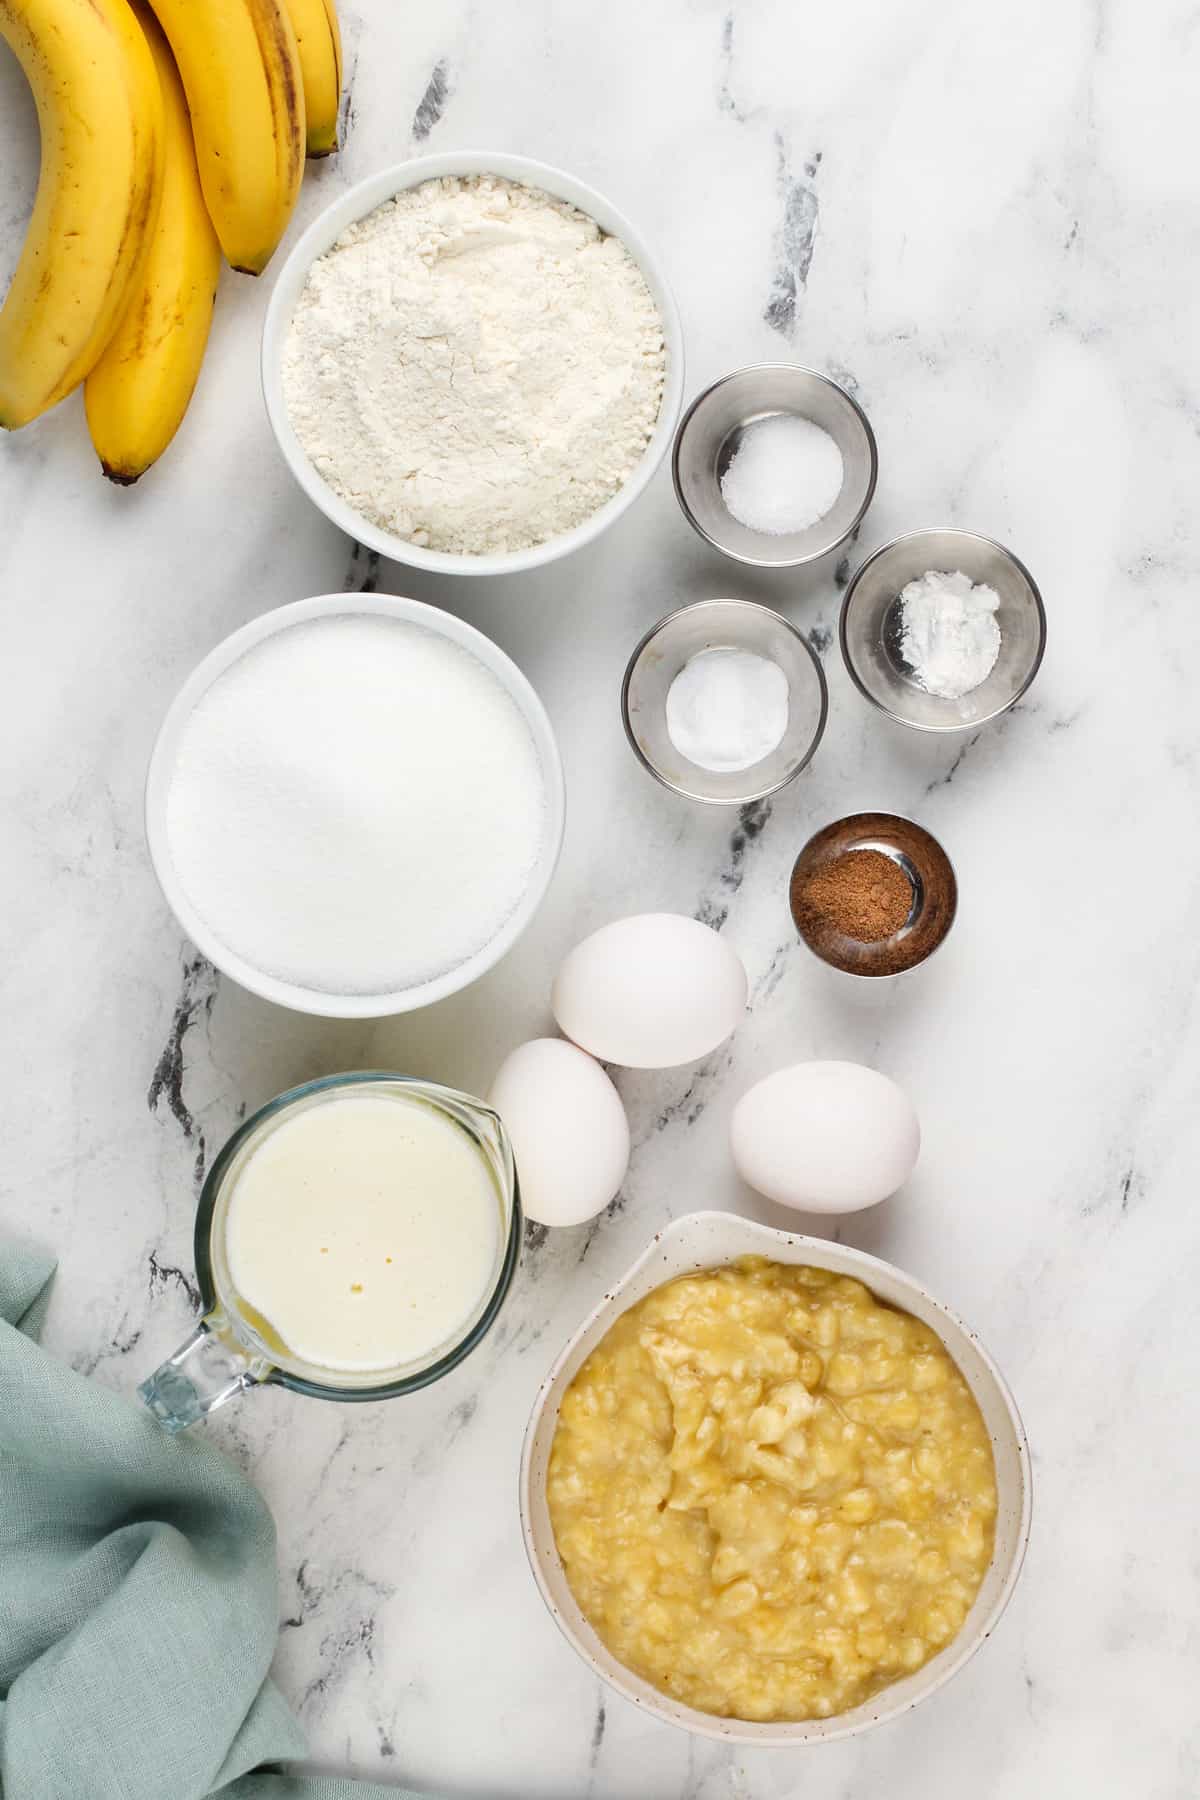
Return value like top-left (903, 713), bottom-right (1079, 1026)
top-left (2, 1), bottom-right (1197, 1795)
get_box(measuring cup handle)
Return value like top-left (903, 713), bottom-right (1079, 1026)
top-left (138, 1310), bottom-right (271, 1432)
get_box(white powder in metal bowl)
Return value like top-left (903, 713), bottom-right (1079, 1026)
top-left (282, 175), bottom-right (666, 556)
top-left (897, 569), bottom-right (1002, 700)
top-left (164, 616), bottom-right (548, 996)
top-left (720, 413), bottom-right (844, 536)
top-left (665, 647), bottom-right (790, 772)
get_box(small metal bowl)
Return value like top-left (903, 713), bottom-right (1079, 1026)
top-left (790, 812), bottom-right (957, 977)
top-left (672, 365), bottom-right (877, 568)
top-left (621, 599), bottom-right (828, 805)
top-left (841, 528), bottom-right (1046, 733)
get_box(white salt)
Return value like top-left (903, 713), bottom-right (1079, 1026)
top-left (665, 646), bottom-right (790, 773)
top-left (720, 413), bottom-right (844, 536)
top-left (898, 569), bottom-right (1002, 700)
top-left (165, 616), bottom-right (547, 995)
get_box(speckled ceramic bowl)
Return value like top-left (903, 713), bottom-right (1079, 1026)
top-left (520, 1210), bottom-right (1032, 1746)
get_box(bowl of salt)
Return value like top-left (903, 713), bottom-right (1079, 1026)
top-left (672, 365), bottom-right (877, 568)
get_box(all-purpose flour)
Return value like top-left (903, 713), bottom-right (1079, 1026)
top-left (282, 175), bottom-right (666, 555)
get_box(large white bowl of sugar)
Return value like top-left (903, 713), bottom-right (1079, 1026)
top-left (146, 594), bottom-right (565, 1018)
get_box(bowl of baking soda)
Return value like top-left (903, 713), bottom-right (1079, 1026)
top-left (672, 365), bottom-right (877, 568)
top-left (146, 595), bottom-right (565, 1017)
top-left (621, 598), bottom-right (828, 804)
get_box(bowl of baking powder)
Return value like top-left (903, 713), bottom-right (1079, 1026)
top-left (262, 152), bottom-right (684, 577)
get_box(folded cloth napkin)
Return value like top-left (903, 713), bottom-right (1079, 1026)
top-left (0, 1240), bottom-right (424, 1800)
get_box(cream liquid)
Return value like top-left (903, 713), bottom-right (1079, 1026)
top-left (225, 1091), bottom-right (500, 1374)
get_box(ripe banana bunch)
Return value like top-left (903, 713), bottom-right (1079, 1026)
top-left (0, 0), bottom-right (343, 477)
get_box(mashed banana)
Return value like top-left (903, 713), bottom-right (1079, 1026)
top-left (547, 1258), bottom-right (997, 1721)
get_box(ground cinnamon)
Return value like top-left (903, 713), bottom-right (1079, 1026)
top-left (791, 847), bottom-right (913, 944)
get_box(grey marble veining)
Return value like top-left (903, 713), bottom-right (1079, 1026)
top-left (2, 0), bottom-right (1199, 1795)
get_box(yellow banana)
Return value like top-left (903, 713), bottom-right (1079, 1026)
top-left (283, 0), bottom-right (342, 156)
top-left (149, 0), bottom-right (305, 275)
top-left (0, 0), bottom-right (163, 430)
top-left (85, 8), bottom-right (222, 483)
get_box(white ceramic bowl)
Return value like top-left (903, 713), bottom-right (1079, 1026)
top-left (262, 151), bottom-right (685, 578)
top-left (520, 1210), bottom-right (1032, 1746)
top-left (145, 592), bottom-right (566, 1018)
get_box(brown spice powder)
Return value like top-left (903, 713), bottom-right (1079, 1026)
top-left (792, 848), bottom-right (913, 945)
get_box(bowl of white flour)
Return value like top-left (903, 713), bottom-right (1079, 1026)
top-left (262, 153), bottom-right (684, 576)
top-left (145, 594), bottom-right (566, 1017)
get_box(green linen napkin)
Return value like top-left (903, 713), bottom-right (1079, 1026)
top-left (0, 1240), bottom-right (424, 1800)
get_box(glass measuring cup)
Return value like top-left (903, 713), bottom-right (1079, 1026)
top-left (139, 1072), bottom-right (521, 1431)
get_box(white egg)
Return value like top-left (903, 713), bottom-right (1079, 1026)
top-left (551, 913), bottom-right (747, 1069)
top-left (730, 1061), bottom-right (919, 1213)
top-left (489, 1038), bottom-right (630, 1228)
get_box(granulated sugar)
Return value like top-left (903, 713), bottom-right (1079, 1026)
top-left (165, 616), bottom-right (547, 995)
